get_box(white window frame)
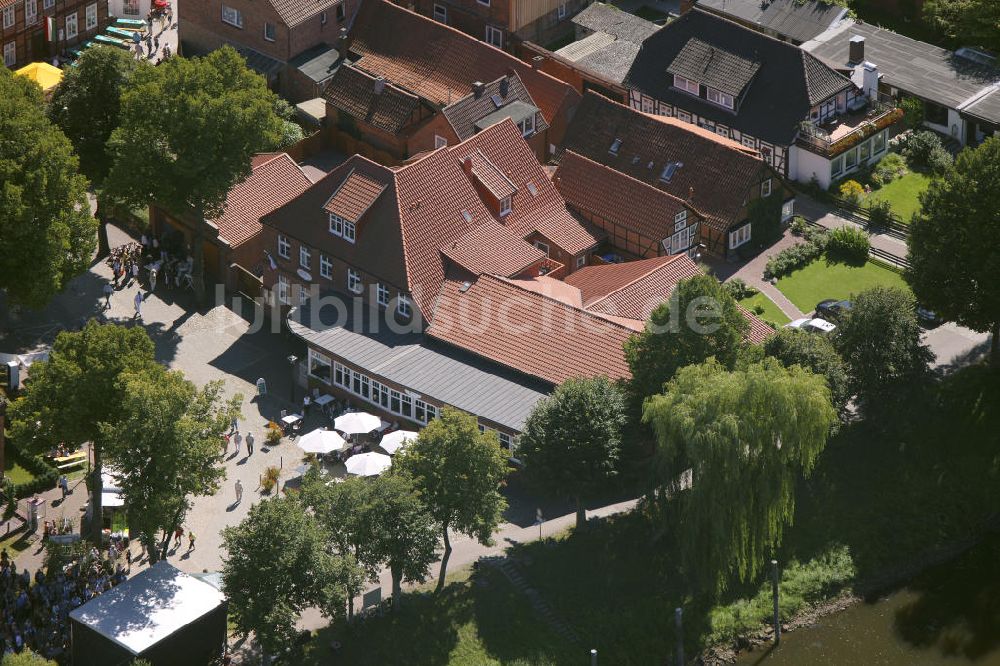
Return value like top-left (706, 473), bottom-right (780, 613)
top-left (742, 135), bottom-right (756, 149)
top-left (706, 87), bottom-right (734, 110)
top-left (434, 135), bottom-right (447, 149)
top-left (277, 235), bottom-right (290, 259)
top-left (781, 200), bottom-right (794, 222)
top-left (65, 12), bottom-right (78, 40)
top-left (433, 3), bottom-right (447, 22)
top-left (298, 284), bottom-right (309, 304)
top-left (674, 209), bottom-right (688, 227)
top-left (518, 114), bottom-right (535, 137)
top-left (328, 213), bottom-right (344, 237)
top-left (397, 294), bottom-right (411, 317)
top-left (264, 21), bottom-right (276, 41)
top-left (641, 96), bottom-right (655, 114)
top-left (485, 25), bottom-right (503, 48)
top-left (831, 155), bottom-right (844, 176)
top-left (43, 0), bottom-right (54, 10)
top-left (558, 3), bottom-right (566, 18)
top-left (499, 196), bottom-right (512, 217)
top-left (120, 0), bottom-right (137, 15)
top-left (221, 4), bottom-right (243, 28)
top-left (319, 254), bottom-right (332, 280)
top-left (715, 125), bottom-right (729, 138)
top-left (761, 178), bottom-right (772, 198)
top-left (729, 224), bottom-right (751, 250)
top-left (85, 2), bottom-right (96, 30)
top-left (376, 283), bottom-right (389, 307)
top-left (3, 42), bottom-right (14, 68)
top-left (575, 255), bottom-right (586, 268)
top-left (332, 362), bottom-right (439, 425)
top-left (299, 245), bottom-right (311, 269)
top-left (343, 221), bottom-right (356, 243)
top-left (308, 349), bottom-right (332, 384)
top-left (2, 6), bottom-right (14, 29)
top-left (673, 74), bottom-right (699, 95)
top-left (25, 0), bottom-right (38, 26)
top-left (277, 274), bottom-right (290, 304)
top-left (348, 268), bottom-right (362, 294)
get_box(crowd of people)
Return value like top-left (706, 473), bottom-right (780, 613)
top-left (0, 547), bottom-right (127, 662)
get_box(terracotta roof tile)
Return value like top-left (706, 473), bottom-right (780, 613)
top-left (739, 305), bottom-right (776, 343)
top-left (428, 274), bottom-right (635, 384)
top-left (213, 154), bottom-right (312, 249)
top-left (323, 169), bottom-right (388, 221)
top-left (467, 151), bottom-right (518, 200)
top-left (563, 92), bottom-right (771, 233)
top-left (555, 151), bottom-right (697, 243)
top-left (348, 0), bottom-right (580, 126)
top-left (441, 220), bottom-right (546, 276)
top-left (323, 65), bottom-right (423, 134)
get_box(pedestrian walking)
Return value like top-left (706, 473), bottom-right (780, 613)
top-left (154, 36), bottom-right (159, 50)
top-left (131, 262), bottom-right (139, 286)
top-left (173, 527), bottom-right (183, 548)
top-left (58, 475), bottom-right (68, 500)
top-left (233, 431), bottom-right (242, 455)
top-left (187, 531), bottom-right (195, 552)
top-left (230, 416), bottom-right (239, 435)
top-left (133, 291), bottom-right (143, 319)
top-left (235, 479), bottom-right (243, 504)
top-left (222, 433), bottom-right (230, 456)
top-left (149, 268), bottom-right (157, 292)
top-left (125, 547), bottom-right (132, 572)
top-left (103, 283), bottom-right (114, 310)
top-left (112, 258), bottom-right (122, 287)
top-left (245, 432), bottom-right (254, 456)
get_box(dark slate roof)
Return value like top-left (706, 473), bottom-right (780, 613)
top-left (804, 21), bottom-right (1000, 121)
top-left (555, 31), bottom-right (644, 85)
top-left (442, 73), bottom-right (549, 141)
top-left (697, 0), bottom-right (848, 43)
top-left (624, 9), bottom-right (851, 145)
top-left (964, 87), bottom-right (1000, 125)
top-left (666, 37), bottom-right (762, 97)
top-left (290, 43), bottom-right (342, 84)
top-left (572, 2), bottom-right (660, 43)
top-left (232, 44), bottom-right (284, 75)
top-left (323, 64), bottom-right (423, 134)
top-left (474, 101), bottom-right (540, 132)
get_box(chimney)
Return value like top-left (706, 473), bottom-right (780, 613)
top-left (532, 55), bottom-right (544, 70)
top-left (688, 186), bottom-right (695, 201)
top-left (462, 157), bottom-right (473, 175)
top-left (472, 81), bottom-right (485, 98)
top-left (373, 76), bottom-right (385, 95)
top-left (498, 75), bottom-right (510, 98)
top-left (338, 27), bottom-right (348, 45)
top-left (848, 35), bottom-right (865, 64)
top-left (861, 61), bottom-right (880, 101)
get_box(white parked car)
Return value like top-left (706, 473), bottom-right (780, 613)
top-left (785, 317), bottom-right (837, 334)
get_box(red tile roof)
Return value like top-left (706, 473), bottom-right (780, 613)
top-left (428, 274), bottom-right (635, 384)
top-left (466, 151), bottom-right (518, 200)
top-left (441, 220), bottom-right (546, 276)
top-left (213, 154), bottom-right (312, 248)
top-left (739, 306), bottom-right (776, 344)
top-left (323, 168), bottom-right (388, 221)
top-left (348, 0), bottom-right (580, 126)
top-left (554, 150), bottom-right (698, 244)
top-left (455, 120), bottom-right (604, 256)
top-left (566, 255), bottom-right (701, 315)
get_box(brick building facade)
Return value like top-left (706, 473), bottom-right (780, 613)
top-left (2, 0), bottom-right (110, 70)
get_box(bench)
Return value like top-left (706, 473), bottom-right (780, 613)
top-left (53, 453), bottom-right (87, 471)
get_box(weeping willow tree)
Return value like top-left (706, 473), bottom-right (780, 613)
top-left (644, 358), bottom-right (836, 597)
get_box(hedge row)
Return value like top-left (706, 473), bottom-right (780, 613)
top-left (10, 448), bottom-right (59, 499)
top-left (764, 228), bottom-right (829, 280)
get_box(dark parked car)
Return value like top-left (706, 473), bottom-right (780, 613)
top-left (815, 299), bottom-right (853, 321)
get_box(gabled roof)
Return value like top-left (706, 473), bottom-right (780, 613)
top-left (697, 0), bottom-right (848, 44)
top-left (323, 169), bottom-right (388, 221)
top-left (572, 2), bottom-right (660, 43)
top-left (269, 0), bottom-right (342, 28)
top-left (624, 9), bottom-right (852, 145)
top-left (442, 73), bottom-right (549, 142)
top-left (565, 255), bottom-right (701, 314)
top-left (213, 154), bottom-right (312, 248)
top-left (441, 220), bottom-right (546, 276)
top-left (562, 92), bottom-right (770, 233)
top-left (666, 37), bottom-right (762, 98)
top-left (466, 151), bottom-right (518, 200)
top-left (427, 274), bottom-right (636, 385)
top-left (323, 64), bottom-right (423, 134)
top-left (554, 151), bottom-right (695, 241)
top-left (347, 0), bottom-right (580, 124)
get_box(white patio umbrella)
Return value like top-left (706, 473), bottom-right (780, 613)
top-left (379, 430), bottom-right (418, 455)
top-left (334, 411), bottom-right (382, 435)
top-left (345, 451), bottom-right (392, 477)
top-left (296, 428), bottom-right (347, 455)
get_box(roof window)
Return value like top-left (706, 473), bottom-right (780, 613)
top-left (526, 181), bottom-right (538, 196)
top-left (659, 162), bottom-right (683, 182)
top-left (609, 138), bottom-right (622, 155)
top-left (490, 93), bottom-right (503, 108)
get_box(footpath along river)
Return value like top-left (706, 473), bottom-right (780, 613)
top-left (736, 533), bottom-right (1000, 666)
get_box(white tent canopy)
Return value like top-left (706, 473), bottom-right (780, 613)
top-left (379, 430), bottom-right (418, 455)
top-left (345, 452), bottom-right (392, 477)
top-left (296, 428), bottom-right (347, 454)
top-left (334, 411), bottom-right (382, 435)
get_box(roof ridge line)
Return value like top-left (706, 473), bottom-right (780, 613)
top-left (561, 150), bottom-right (692, 206)
top-left (485, 274), bottom-right (638, 334)
top-left (587, 255), bottom-right (686, 308)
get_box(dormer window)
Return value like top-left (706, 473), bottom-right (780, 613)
top-left (343, 221), bottom-right (356, 243)
top-left (329, 213), bottom-right (356, 244)
top-left (673, 74), bottom-right (699, 95)
top-left (674, 210), bottom-right (688, 227)
top-left (518, 114), bottom-right (535, 137)
top-left (706, 87), bottom-right (734, 110)
top-left (499, 196), bottom-right (512, 216)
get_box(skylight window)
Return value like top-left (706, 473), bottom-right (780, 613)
top-left (609, 138), bottom-right (622, 155)
top-left (660, 163), bottom-right (678, 182)
top-left (461, 210), bottom-right (473, 223)
top-left (490, 94), bottom-right (503, 108)
top-left (526, 181), bottom-right (538, 196)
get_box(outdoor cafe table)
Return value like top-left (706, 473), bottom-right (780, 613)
top-left (314, 394), bottom-right (335, 407)
top-left (281, 414), bottom-right (303, 426)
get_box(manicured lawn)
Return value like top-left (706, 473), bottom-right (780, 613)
top-left (739, 292), bottom-right (790, 328)
top-left (865, 170), bottom-right (931, 223)
top-left (4, 459), bottom-right (35, 487)
top-left (776, 257), bottom-right (910, 314)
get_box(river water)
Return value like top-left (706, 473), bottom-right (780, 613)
top-left (736, 534), bottom-right (1000, 666)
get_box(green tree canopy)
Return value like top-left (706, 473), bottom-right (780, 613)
top-left (923, 0), bottom-right (1000, 53)
top-left (222, 497), bottom-right (347, 658)
top-left (395, 407), bottom-right (509, 591)
top-left (644, 358), bottom-right (836, 596)
top-left (764, 328), bottom-right (850, 416)
top-left (359, 473), bottom-right (439, 610)
top-left (48, 46), bottom-right (139, 187)
top-left (908, 136), bottom-right (1000, 366)
top-left (0, 67), bottom-right (96, 309)
top-left (2, 650), bottom-right (57, 665)
top-left (519, 377), bottom-right (627, 530)
top-left (101, 369), bottom-right (239, 561)
top-left (624, 274), bottom-right (749, 404)
top-left (834, 286), bottom-right (933, 417)
top-left (8, 322), bottom-right (157, 541)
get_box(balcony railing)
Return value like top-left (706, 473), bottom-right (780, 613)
top-left (796, 100), bottom-right (904, 157)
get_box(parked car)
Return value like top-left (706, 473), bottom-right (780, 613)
top-left (916, 305), bottom-right (942, 327)
top-left (815, 299), bottom-right (853, 322)
top-left (785, 317), bottom-right (837, 334)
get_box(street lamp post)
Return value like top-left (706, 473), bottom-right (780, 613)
top-left (287, 354), bottom-right (298, 404)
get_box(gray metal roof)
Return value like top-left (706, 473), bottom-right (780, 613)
top-left (697, 0), bottom-right (847, 44)
top-left (666, 37), bottom-right (762, 97)
top-left (474, 101), bottom-right (540, 132)
top-left (964, 86), bottom-right (1000, 125)
top-left (290, 43), bottom-right (342, 84)
top-left (572, 2), bottom-right (660, 44)
top-left (804, 21), bottom-right (1000, 119)
top-left (287, 301), bottom-right (551, 432)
